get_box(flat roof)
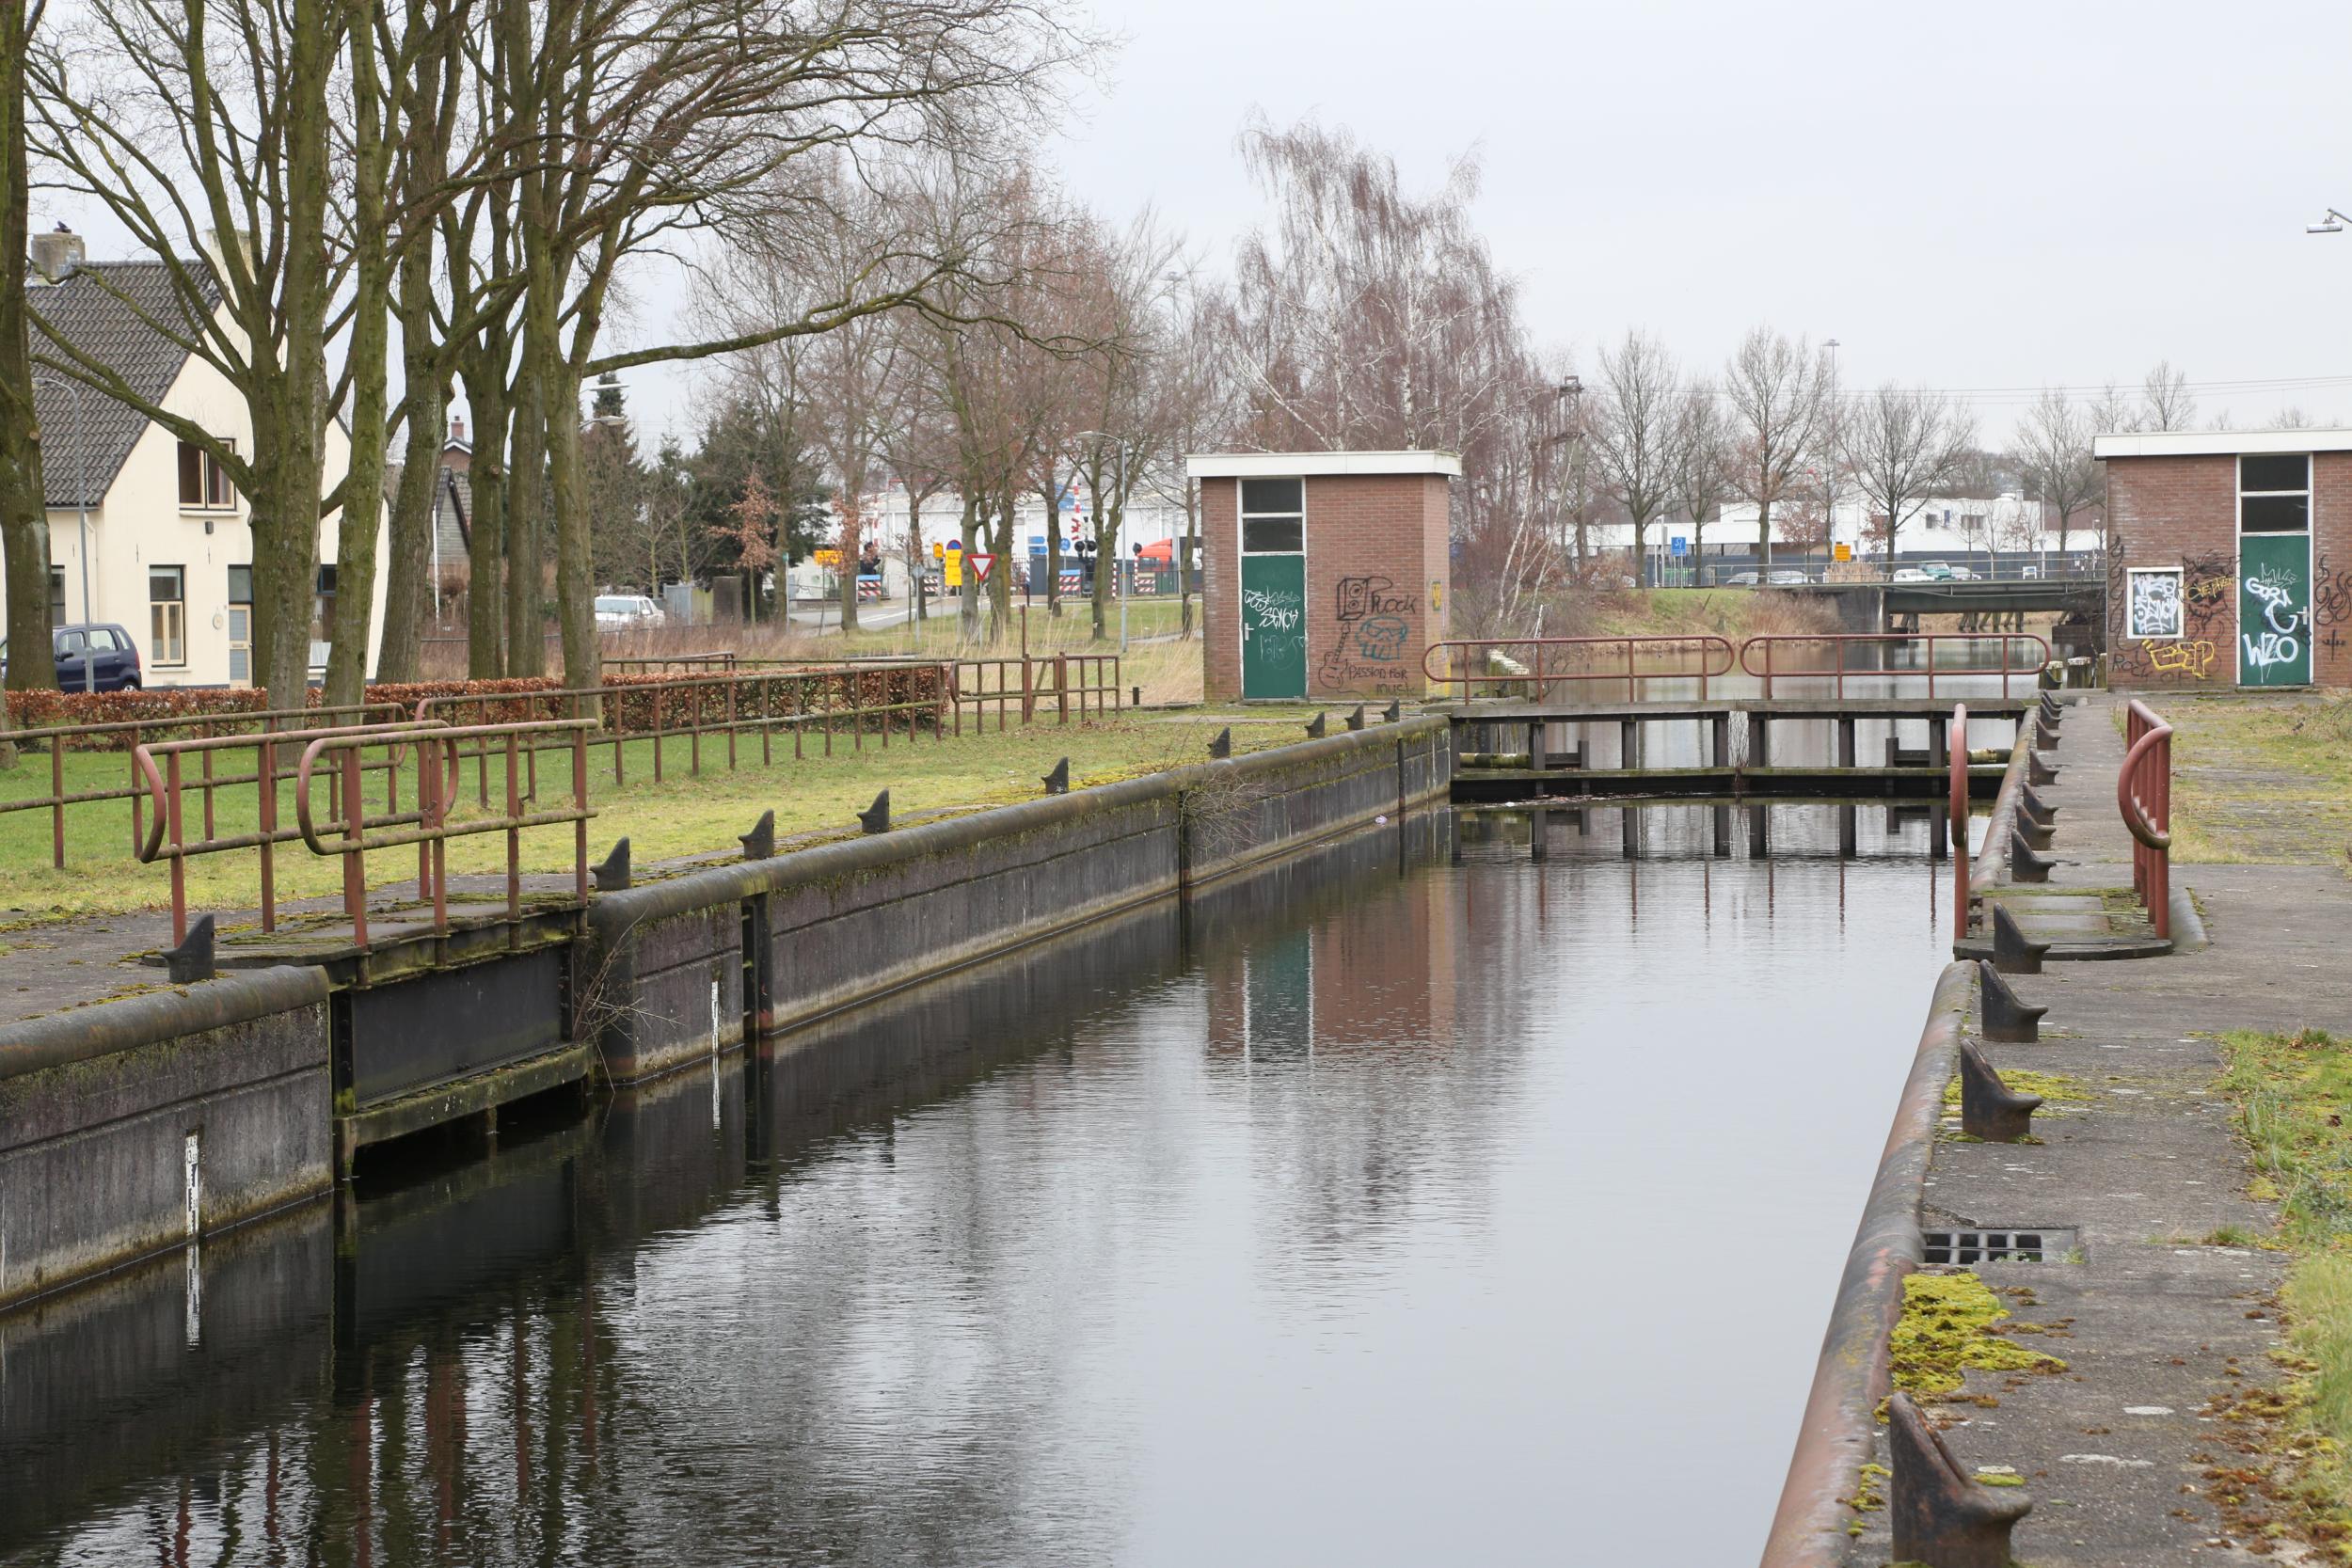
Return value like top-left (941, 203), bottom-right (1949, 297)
top-left (2093, 428), bottom-right (2352, 459)
top-left (1184, 450), bottom-right (1463, 479)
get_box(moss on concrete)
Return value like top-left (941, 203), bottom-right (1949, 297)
top-left (1889, 1271), bottom-right (2070, 1398)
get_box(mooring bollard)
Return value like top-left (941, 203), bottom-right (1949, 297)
top-left (2018, 783), bottom-right (2057, 828)
top-left (1042, 757), bottom-right (1070, 795)
top-left (739, 809), bottom-right (775, 862)
top-left (857, 790), bottom-right (891, 834)
top-left (1959, 1040), bottom-right (2042, 1140)
top-left (1991, 902), bottom-right (2050, 974)
top-left (2009, 826), bottom-right (2054, 882)
top-left (1978, 959), bottom-right (2047, 1043)
top-left (2033, 714), bottom-right (2059, 750)
top-left (1383, 699), bottom-right (1401, 722)
top-left (2018, 810), bottom-right (2054, 850)
top-left (1304, 712), bottom-right (1327, 739)
top-left (1346, 705), bottom-right (1367, 732)
top-left (1888, 1390), bottom-right (2032, 1568)
top-left (1208, 726), bottom-right (1232, 760)
top-left (2028, 750), bottom-right (2059, 786)
top-left (164, 914), bottom-right (216, 985)
top-left (592, 837), bottom-right (632, 892)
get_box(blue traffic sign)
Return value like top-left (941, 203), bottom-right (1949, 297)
top-left (1669, 536), bottom-right (1689, 557)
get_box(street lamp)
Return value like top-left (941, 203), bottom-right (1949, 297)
top-left (2307, 208), bottom-right (2350, 234)
top-left (30, 374), bottom-right (93, 692)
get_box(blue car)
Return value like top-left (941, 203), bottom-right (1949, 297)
top-left (0, 622), bottom-right (143, 691)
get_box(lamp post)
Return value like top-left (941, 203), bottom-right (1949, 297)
top-left (30, 374), bottom-right (93, 692)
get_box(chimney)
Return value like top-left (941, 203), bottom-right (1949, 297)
top-left (29, 224), bottom-right (83, 283)
top-left (449, 415), bottom-right (467, 447)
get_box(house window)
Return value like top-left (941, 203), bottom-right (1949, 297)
top-left (177, 440), bottom-right (235, 509)
top-left (227, 565), bottom-right (252, 686)
top-left (1960, 514), bottom-right (1988, 539)
top-left (2239, 453), bottom-right (2310, 533)
top-left (47, 566), bottom-right (64, 626)
top-left (2126, 567), bottom-right (2185, 640)
top-left (149, 565), bottom-right (186, 666)
top-left (1240, 477), bottom-right (1304, 553)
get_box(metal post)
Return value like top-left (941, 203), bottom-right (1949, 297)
top-left (341, 743), bottom-right (367, 949)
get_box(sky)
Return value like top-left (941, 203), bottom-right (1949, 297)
top-left (37, 0), bottom-right (2352, 451)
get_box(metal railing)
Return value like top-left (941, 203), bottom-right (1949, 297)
top-left (131, 721), bottom-right (448, 943)
top-left (297, 720), bottom-right (596, 947)
top-left (1740, 634), bottom-right (2051, 699)
top-left (411, 666), bottom-right (947, 802)
top-left (1948, 703), bottom-right (1970, 936)
top-left (1422, 636), bottom-right (1739, 701)
top-left (1, 701), bottom-right (410, 868)
top-left (2120, 698), bottom-right (2173, 940)
top-left (950, 655), bottom-right (1122, 732)
top-left (603, 651), bottom-right (739, 673)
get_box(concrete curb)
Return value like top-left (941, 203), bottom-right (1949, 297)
top-left (1759, 958), bottom-right (1974, 1568)
top-left (0, 964), bottom-right (331, 1083)
top-left (2169, 883), bottom-right (2210, 953)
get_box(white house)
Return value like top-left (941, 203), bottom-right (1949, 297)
top-left (0, 230), bottom-right (387, 689)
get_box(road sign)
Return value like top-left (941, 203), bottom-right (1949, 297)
top-left (944, 546), bottom-right (962, 588)
top-left (814, 547), bottom-right (841, 567)
top-left (1669, 535), bottom-right (1688, 558)
top-left (931, 541), bottom-right (944, 560)
top-left (967, 552), bottom-right (996, 584)
top-left (1834, 543), bottom-right (1852, 562)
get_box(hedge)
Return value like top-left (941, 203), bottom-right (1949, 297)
top-left (1, 665), bottom-right (949, 752)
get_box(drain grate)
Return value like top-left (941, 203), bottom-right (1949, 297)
top-left (1922, 1227), bottom-right (2078, 1265)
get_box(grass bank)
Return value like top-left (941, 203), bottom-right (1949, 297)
top-left (0, 704), bottom-right (1305, 922)
top-left (2209, 1027), bottom-right (2352, 1553)
top-left (2128, 693), bottom-right (2352, 866)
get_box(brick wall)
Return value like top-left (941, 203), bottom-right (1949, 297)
top-left (2105, 451), bottom-right (2352, 689)
top-left (1200, 470), bottom-right (1454, 703)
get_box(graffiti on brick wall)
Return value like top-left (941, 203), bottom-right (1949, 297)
top-left (2145, 640), bottom-right (2219, 679)
top-left (2312, 549), bottom-right (2352, 628)
top-left (1318, 574), bottom-right (1418, 692)
top-left (2182, 551), bottom-right (2235, 638)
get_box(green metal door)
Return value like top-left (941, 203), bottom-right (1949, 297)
top-left (1240, 553), bottom-right (1308, 699)
top-left (2238, 532), bottom-right (2312, 687)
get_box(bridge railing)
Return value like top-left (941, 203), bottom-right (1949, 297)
top-left (1422, 636), bottom-right (1738, 701)
top-left (2120, 699), bottom-right (2172, 940)
top-left (1740, 634), bottom-right (2051, 699)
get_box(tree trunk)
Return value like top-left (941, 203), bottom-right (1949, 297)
top-left (323, 24), bottom-right (391, 712)
top-left (0, 0), bottom-right (51, 712)
top-left (836, 496), bottom-right (862, 632)
top-left (543, 357), bottom-right (597, 693)
top-left (1180, 480), bottom-right (1197, 639)
top-left (989, 486), bottom-right (1015, 637)
top-left (1090, 511), bottom-right (1113, 641)
top-left (1044, 481), bottom-right (1062, 619)
top-left (1758, 499), bottom-right (1772, 577)
top-left (463, 361), bottom-right (507, 678)
top-left (504, 361), bottom-right (545, 677)
top-left (376, 228), bottom-right (446, 684)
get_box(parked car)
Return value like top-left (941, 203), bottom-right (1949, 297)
top-left (594, 593), bottom-right (665, 628)
top-left (1725, 570), bottom-right (1762, 586)
top-left (1891, 566), bottom-right (1933, 582)
top-left (1766, 569), bottom-right (1811, 586)
top-left (0, 622), bottom-right (143, 691)
top-left (1941, 563), bottom-right (1980, 581)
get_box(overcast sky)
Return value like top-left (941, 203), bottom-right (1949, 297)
top-left (46, 0), bottom-right (2352, 450)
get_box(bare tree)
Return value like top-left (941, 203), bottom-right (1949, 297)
top-left (2141, 359), bottom-right (2197, 432)
top-left (1589, 329), bottom-right (1681, 578)
top-left (2016, 388), bottom-right (2101, 557)
top-left (1838, 384), bottom-right (1977, 577)
top-left (1667, 384), bottom-right (1732, 575)
top-left (1723, 327), bottom-right (1826, 576)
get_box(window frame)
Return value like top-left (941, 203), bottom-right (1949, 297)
top-left (2237, 452), bottom-right (2312, 537)
top-left (1238, 477), bottom-right (1306, 556)
top-left (2124, 565), bottom-right (2185, 641)
top-left (177, 439), bottom-right (237, 512)
top-left (148, 564), bottom-right (187, 666)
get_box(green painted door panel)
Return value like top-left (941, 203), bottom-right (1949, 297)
top-left (1240, 554), bottom-right (1307, 699)
top-left (2238, 532), bottom-right (2312, 687)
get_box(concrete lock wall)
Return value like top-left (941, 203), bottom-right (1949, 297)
top-left (0, 967), bottom-right (333, 1309)
top-left (584, 719), bottom-right (1453, 1083)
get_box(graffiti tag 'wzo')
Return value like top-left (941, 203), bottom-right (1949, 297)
top-left (2242, 576), bottom-right (2307, 669)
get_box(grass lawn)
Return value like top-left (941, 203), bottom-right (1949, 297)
top-left (2132, 692), bottom-right (2352, 866)
top-left (0, 689), bottom-right (1314, 921)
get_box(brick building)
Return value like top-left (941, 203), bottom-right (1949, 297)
top-left (2093, 430), bottom-right (2352, 689)
top-left (1185, 451), bottom-right (1457, 702)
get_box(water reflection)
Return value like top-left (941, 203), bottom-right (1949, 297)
top-left (0, 807), bottom-right (1949, 1567)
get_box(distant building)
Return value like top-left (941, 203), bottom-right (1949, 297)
top-left (1, 227), bottom-right (387, 688)
top-left (2093, 428), bottom-right (2345, 689)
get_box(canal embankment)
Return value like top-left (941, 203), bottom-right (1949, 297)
top-left (1785, 689), bottom-right (2352, 1567)
top-left (0, 718), bottom-right (1451, 1309)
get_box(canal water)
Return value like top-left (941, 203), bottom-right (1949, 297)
top-left (0, 803), bottom-right (1966, 1567)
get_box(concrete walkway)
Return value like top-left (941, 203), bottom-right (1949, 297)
top-left (1840, 690), bottom-right (2341, 1566)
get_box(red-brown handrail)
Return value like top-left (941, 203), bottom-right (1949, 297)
top-left (296, 719), bottom-right (596, 948)
top-left (1949, 703), bottom-right (1970, 937)
top-left (2120, 698), bottom-right (2173, 940)
top-left (1422, 636), bottom-right (1737, 701)
top-left (1740, 634), bottom-right (2051, 698)
top-left (131, 721), bottom-right (449, 943)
